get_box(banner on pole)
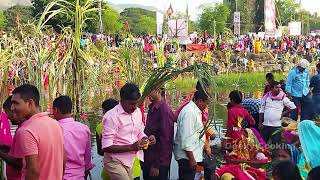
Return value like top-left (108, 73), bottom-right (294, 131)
top-left (234, 12), bottom-right (240, 23)
top-left (233, 12), bottom-right (240, 35)
top-left (258, 32), bottom-right (265, 38)
top-left (288, 21), bottom-right (302, 36)
top-left (234, 22), bottom-right (240, 35)
top-left (168, 19), bottom-right (188, 37)
top-left (264, 0), bottom-right (276, 36)
top-left (156, 11), bottom-right (164, 35)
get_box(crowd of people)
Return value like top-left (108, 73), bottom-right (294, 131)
top-left (223, 59), bottom-right (320, 180)
top-left (0, 57), bottom-right (320, 180)
top-left (2, 32), bottom-right (320, 179)
top-left (3, 32), bottom-right (320, 92)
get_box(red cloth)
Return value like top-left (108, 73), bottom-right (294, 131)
top-left (226, 104), bottom-right (255, 141)
top-left (216, 164), bottom-right (267, 180)
top-left (44, 74), bottom-right (49, 91)
top-left (203, 31), bottom-right (207, 39)
top-left (186, 44), bottom-right (208, 52)
top-left (144, 38), bottom-right (150, 52)
top-left (80, 112), bottom-right (88, 121)
top-left (139, 105), bottom-right (146, 126)
top-left (125, 20), bottom-right (129, 31)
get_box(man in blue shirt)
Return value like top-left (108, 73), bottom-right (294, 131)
top-left (310, 63), bottom-right (320, 116)
top-left (285, 59), bottom-right (313, 120)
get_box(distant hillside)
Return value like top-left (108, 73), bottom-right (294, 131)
top-left (0, 0), bottom-right (31, 9)
top-left (115, 4), bottom-right (158, 12)
top-left (120, 7), bottom-right (156, 35)
top-left (106, 2), bottom-right (120, 12)
top-left (1, 1), bottom-right (160, 13)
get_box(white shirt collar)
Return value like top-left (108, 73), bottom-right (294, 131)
top-left (189, 101), bottom-right (202, 114)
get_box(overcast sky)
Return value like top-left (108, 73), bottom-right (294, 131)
top-left (107, 0), bottom-right (319, 19)
top-left (1, 0), bottom-right (319, 20)
top-left (108, 0), bottom-right (220, 20)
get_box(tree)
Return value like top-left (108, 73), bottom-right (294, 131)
top-left (198, 3), bottom-right (230, 35)
top-left (225, 0), bottom-right (256, 33)
top-left (31, 0), bottom-right (101, 32)
top-left (138, 15), bottom-right (156, 35)
top-left (32, 0), bottom-right (51, 17)
top-left (255, 0), bottom-right (264, 31)
top-left (297, 10), bottom-right (311, 34)
top-left (188, 20), bottom-right (197, 34)
top-left (275, 0), bottom-right (300, 26)
top-left (120, 8), bottom-right (156, 35)
top-left (310, 13), bottom-right (320, 30)
top-left (0, 10), bottom-right (7, 31)
top-left (102, 5), bottom-right (123, 34)
top-left (4, 5), bottom-right (34, 30)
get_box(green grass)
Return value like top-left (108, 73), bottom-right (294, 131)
top-left (166, 75), bottom-right (197, 93)
top-left (167, 72), bottom-right (287, 93)
top-left (214, 72), bottom-right (287, 91)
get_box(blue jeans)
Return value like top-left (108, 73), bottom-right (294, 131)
top-left (312, 94), bottom-right (320, 116)
top-left (291, 95), bottom-right (314, 120)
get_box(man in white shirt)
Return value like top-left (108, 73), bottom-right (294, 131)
top-left (259, 81), bottom-right (296, 145)
top-left (174, 90), bottom-right (210, 180)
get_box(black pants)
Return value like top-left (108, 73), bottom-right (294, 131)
top-left (177, 159), bottom-right (196, 180)
top-left (251, 113), bottom-right (260, 130)
top-left (177, 159), bottom-right (214, 180)
top-left (261, 125), bottom-right (282, 145)
top-left (141, 163), bottom-right (170, 180)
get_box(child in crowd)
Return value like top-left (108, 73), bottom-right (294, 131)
top-left (263, 72), bottom-right (274, 95)
top-left (96, 99), bottom-right (119, 180)
top-left (273, 143), bottom-right (300, 164)
top-left (273, 142), bottom-right (311, 179)
top-left (272, 161), bottom-right (302, 180)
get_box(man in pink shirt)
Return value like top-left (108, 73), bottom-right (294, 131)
top-left (102, 83), bottom-right (156, 180)
top-left (10, 84), bottom-right (64, 180)
top-left (52, 95), bottom-right (94, 180)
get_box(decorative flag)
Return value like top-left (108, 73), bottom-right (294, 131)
top-left (80, 112), bottom-right (88, 121)
top-left (203, 31), bottom-right (207, 39)
top-left (125, 20), bottom-right (129, 32)
top-left (288, 22), bottom-right (302, 36)
top-left (166, 3), bottom-right (173, 17)
top-left (15, 15), bottom-right (20, 26)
